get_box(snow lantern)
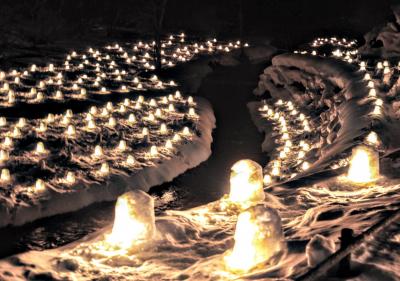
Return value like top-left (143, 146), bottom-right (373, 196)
top-left (106, 190), bottom-right (155, 250)
top-left (347, 145), bottom-right (379, 184)
top-left (228, 159), bottom-right (265, 209)
top-left (225, 204), bottom-right (285, 272)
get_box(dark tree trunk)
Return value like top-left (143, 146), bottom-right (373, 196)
top-left (238, 0), bottom-right (244, 56)
top-left (152, 0), bottom-right (167, 73)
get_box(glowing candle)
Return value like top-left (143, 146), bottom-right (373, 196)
top-left (108, 117), bottom-right (116, 127)
top-left (160, 123), bottom-right (167, 134)
top-left (126, 155), bottom-right (135, 166)
top-left (101, 108), bottom-right (109, 117)
top-left (301, 161), bottom-right (310, 171)
top-left (182, 127), bottom-right (190, 136)
top-left (85, 113), bottom-right (93, 121)
top-left (147, 113), bottom-right (156, 122)
top-left (66, 125), bottom-right (76, 137)
top-left (165, 140), bottom-right (173, 149)
top-left (93, 145), bottom-right (103, 157)
top-left (99, 162), bottom-right (110, 175)
top-left (150, 145), bottom-right (158, 156)
top-left (17, 118), bottom-right (26, 128)
top-left (149, 99), bottom-right (157, 107)
top-left (0, 168), bottom-right (10, 183)
top-left (0, 117), bottom-right (6, 127)
top-left (3, 137), bottom-right (12, 147)
top-left (8, 91), bottom-right (15, 104)
top-left (90, 106), bottom-right (98, 115)
top-left (61, 116), bottom-right (70, 125)
top-left (173, 133), bottom-right (181, 142)
top-left (367, 81), bottom-right (374, 88)
top-left (87, 120), bottom-right (96, 130)
top-left (263, 174), bottom-right (272, 185)
top-left (155, 108), bottom-right (162, 117)
top-left (271, 166), bottom-right (280, 177)
top-left (117, 140), bottom-right (127, 151)
top-left (369, 88), bottom-right (376, 97)
top-left (12, 127), bottom-right (21, 138)
top-left (37, 122), bottom-right (47, 133)
top-left (224, 205), bottom-right (285, 273)
top-left (372, 105), bottom-right (382, 116)
top-left (188, 108), bottom-right (196, 116)
top-left (128, 114), bottom-right (136, 124)
top-left (347, 145), bottom-right (379, 184)
top-left (65, 109), bottom-right (73, 118)
top-left (44, 114), bottom-right (53, 124)
top-left (65, 172), bottom-right (75, 185)
top-left (365, 131), bottom-right (379, 146)
top-left (228, 160), bottom-right (265, 208)
top-left (35, 179), bottom-right (46, 192)
top-left (35, 142), bottom-right (46, 154)
top-left (106, 191), bottom-right (155, 250)
top-left (375, 99), bottom-right (383, 106)
top-left (0, 150), bottom-right (9, 162)
top-left (55, 90), bottom-right (63, 100)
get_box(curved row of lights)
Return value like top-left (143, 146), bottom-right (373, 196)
top-left (0, 34), bottom-right (248, 107)
top-left (0, 93), bottom-right (198, 199)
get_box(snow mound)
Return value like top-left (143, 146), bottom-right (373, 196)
top-left (0, 96), bottom-right (215, 227)
top-left (250, 52), bottom-right (399, 182)
top-left (306, 234), bottom-right (335, 268)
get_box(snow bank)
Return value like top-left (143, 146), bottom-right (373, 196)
top-left (0, 97), bottom-right (215, 228)
top-left (250, 53), bottom-right (391, 181)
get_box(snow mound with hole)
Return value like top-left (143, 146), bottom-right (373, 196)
top-left (0, 97), bottom-right (215, 228)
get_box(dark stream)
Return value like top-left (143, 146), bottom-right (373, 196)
top-left (0, 61), bottom-right (268, 259)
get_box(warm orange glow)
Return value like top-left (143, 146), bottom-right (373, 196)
top-left (106, 191), bottom-right (155, 250)
top-left (228, 160), bottom-right (265, 209)
top-left (347, 145), bottom-right (379, 184)
top-left (225, 205), bottom-right (284, 273)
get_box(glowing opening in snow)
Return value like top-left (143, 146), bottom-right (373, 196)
top-left (365, 131), bottom-right (379, 146)
top-left (228, 160), bottom-right (265, 209)
top-left (347, 145), bottom-right (379, 184)
top-left (224, 205), bottom-right (284, 273)
top-left (106, 191), bottom-right (155, 250)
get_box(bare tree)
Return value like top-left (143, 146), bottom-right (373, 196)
top-left (151, 0), bottom-right (168, 72)
top-left (238, 0), bottom-right (244, 55)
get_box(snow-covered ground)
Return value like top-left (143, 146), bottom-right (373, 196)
top-left (0, 34), bottom-right (258, 228)
top-left (2, 14), bottom-right (400, 281)
top-left (0, 95), bottom-right (215, 228)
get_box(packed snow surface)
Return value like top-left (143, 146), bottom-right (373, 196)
top-left (2, 29), bottom-right (400, 281)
